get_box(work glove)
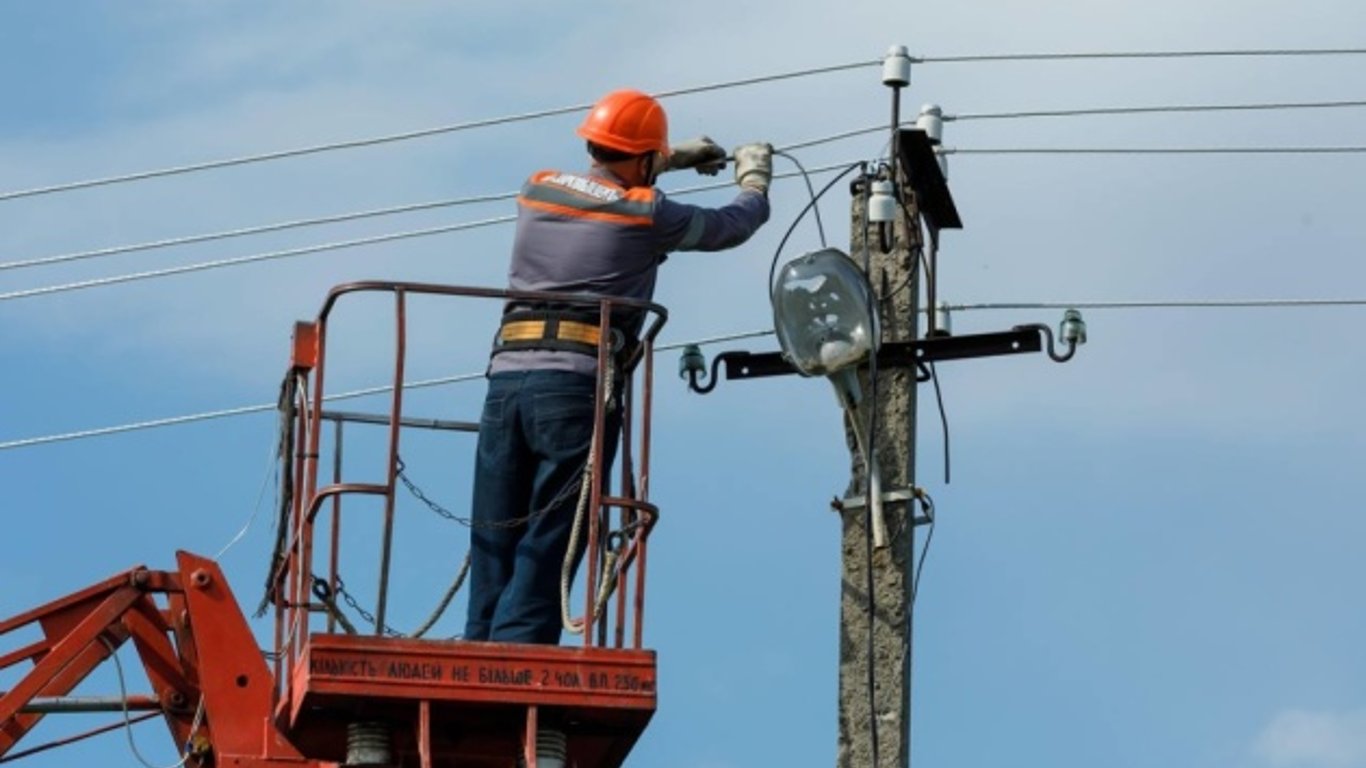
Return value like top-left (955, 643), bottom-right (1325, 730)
top-left (667, 136), bottom-right (728, 176)
top-left (733, 142), bottom-right (773, 195)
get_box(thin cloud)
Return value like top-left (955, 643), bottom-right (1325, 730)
top-left (1254, 708), bottom-right (1366, 768)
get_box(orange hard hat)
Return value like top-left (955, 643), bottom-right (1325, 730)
top-left (576, 89), bottom-right (669, 157)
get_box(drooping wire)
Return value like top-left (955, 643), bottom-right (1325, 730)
top-left (910, 201), bottom-right (951, 487)
top-left (909, 492), bottom-right (936, 604)
top-left (928, 363), bottom-right (950, 486)
top-left (768, 161), bottom-right (866, 291)
top-left (771, 149), bottom-right (826, 248)
top-left (102, 638), bottom-right (206, 768)
top-left (213, 435), bottom-right (280, 561)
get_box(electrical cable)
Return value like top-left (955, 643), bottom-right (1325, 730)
top-left (8, 292), bottom-right (1366, 452)
top-left (947, 98), bottom-right (1366, 123)
top-left (0, 370), bottom-right (482, 451)
top-left (768, 161), bottom-right (866, 291)
top-left (0, 158), bottom-right (858, 302)
top-left (858, 179), bottom-right (881, 768)
top-left (0, 215), bottom-right (513, 303)
top-left (944, 145), bottom-right (1366, 155)
top-left (0, 331), bottom-right (775, 451)
top-left (102, 638), bottom-right (206, 768)
top-left (909, 493), bottom-right (936, 604)
top-left (11, 99), bottom-right (1361, 273)
top-left (213, 437), bottom-right (279, 561)
top-left (928, 363), bottom-right (950, 486)
top-left (9, 130), bottom-right (1359, 294)
top-left (0, 60), bottom-right (876, 204)
top-left (0, 712), bottom-right (161, 764)
top-left (774, 98), bottom-right (1366, 156)
top-left (947, 298), bottom-right (1366, 311)
top-left (1, 46), bottom-right (1357, 204)
top-left (772, 149), bottom-right (826, 248)
top-left (12, 93), bottom-right (1353, 271)
top-left (915, 47), bottom-right (1366, 64)
top-left (0, 192), bottom-right (517, 273)
top-left (911, 205), bottom-right (951, 488)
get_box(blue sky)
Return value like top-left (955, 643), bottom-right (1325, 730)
top-left (2, 3), bottom-right (1365, 767)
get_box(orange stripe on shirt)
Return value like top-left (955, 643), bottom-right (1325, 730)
top-left (517, 196), bottom-right (654, 227)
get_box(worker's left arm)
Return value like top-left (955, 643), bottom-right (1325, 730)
top-left (652, 189), bottom-right (771, 252)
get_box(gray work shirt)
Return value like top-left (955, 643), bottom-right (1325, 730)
top-left (489, 166), bottom-right (770, 376)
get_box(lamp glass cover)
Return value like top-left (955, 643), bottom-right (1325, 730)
top-left (771, 248), bottom-right (879, 377)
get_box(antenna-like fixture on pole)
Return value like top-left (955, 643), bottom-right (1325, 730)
top-left (883, 45), bottom-right (912, 176)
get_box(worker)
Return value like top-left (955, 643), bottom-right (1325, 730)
top-left (464, 88), bottom-right (773, 645)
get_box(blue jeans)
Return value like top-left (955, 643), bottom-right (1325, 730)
top-left (464, 370), bottom-right (621, 644)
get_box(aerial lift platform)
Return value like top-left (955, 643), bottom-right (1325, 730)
top-left (0, 282), bottom-right (668, 768)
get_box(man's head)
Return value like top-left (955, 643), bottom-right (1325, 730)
top-left (577, 89), bottom-right (669, 188)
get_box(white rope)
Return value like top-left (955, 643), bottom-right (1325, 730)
top-left (411, 551), bottom-right (472, 639)
top-left (561, 368), bottom-right (617, 635)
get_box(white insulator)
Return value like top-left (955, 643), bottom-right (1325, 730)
top-left (916, 104), bottom-right (944, 144)
top-left (882, 44), bottom-right (912, 87)
top-left (934, 301), bottom-right (953, 336)
top-left (868, 180), bottom-right (897, 223)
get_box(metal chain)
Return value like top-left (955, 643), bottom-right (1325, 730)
top-left (396, 456), bottom-right (580, 530)
top-left (321, 575), bottom-right (404, 638)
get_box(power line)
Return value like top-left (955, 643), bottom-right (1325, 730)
top-left (949, 298), bottom-right (1366, 311)
top-left (0, 61), bottom-right (876, 204)
top-left (948, 99), bottom-right (1366, 122)
top-left (10, 293), bottom-right (1366, 452)
top-left (0, 139), bottom-right (863, 275)
top-left (916, 47), bottom-right (1366, 64)
top-left (2, 48), bottom-right (1358, 204)
top-left (0, 192), bottom-right (517, 272)
top-left (0, 160), bottom-right (859, 302)
top-left (784, 99), bottom-right (1366, 150)
top-left (943, 145), bottom-right (1366, 155)
top-left (13, 98), bottom-right (1366, 275)
top-left (12, 97), bottom-right (1365, 274)
top-left (0, 216), bottom-right (514, 302)
top-left (0, 330), bottom-right (774, 451)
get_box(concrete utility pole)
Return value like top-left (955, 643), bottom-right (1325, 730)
top-left (836, 129), bottom-right (923, 767)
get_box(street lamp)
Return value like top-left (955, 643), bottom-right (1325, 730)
top-left (770, 247), bottom-right (880, 408)
top-left (771, 247), bottom-right (890, 547)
